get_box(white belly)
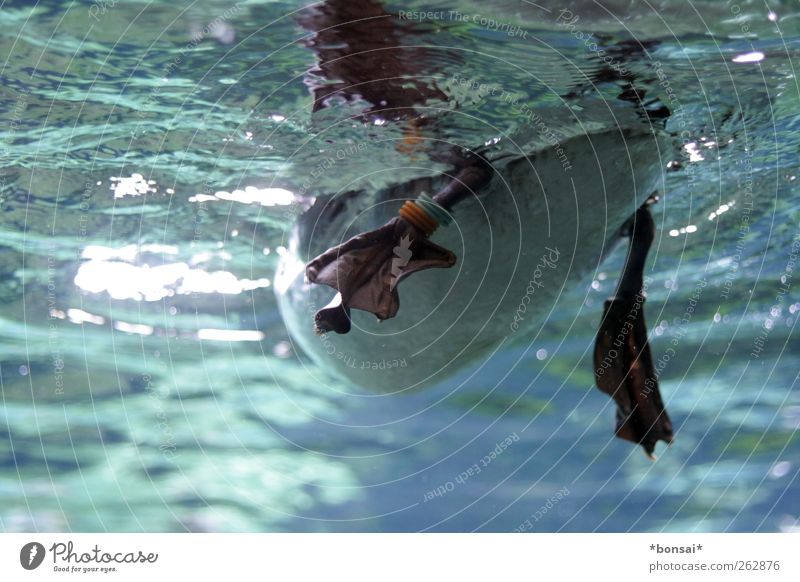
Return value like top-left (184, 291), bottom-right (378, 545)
top-left (276, 127), bottom-right (666, 391)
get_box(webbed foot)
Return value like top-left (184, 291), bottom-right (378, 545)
top-left (594, 202), bottom-right (674, 457)
top-left (305, 159), bottom-right (493, 334)
top-left (306, 217), bottom-right (455, 334)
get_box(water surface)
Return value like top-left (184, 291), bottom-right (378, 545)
top-left (0, 0), bottom-right (798, 532)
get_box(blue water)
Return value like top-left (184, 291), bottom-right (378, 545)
top-left (0, 0), bottom-right (798, 532)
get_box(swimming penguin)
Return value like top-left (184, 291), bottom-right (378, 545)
top-left (276, 0), bottom-right (674, 457)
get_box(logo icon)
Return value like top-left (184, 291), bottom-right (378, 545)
top-left (20, 542), bottom-right (46, 570)
top-left (390, 235), bottom-right (413, 290)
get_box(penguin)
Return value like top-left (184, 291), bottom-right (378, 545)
top-left (276, 0), bottom-right (674, 457)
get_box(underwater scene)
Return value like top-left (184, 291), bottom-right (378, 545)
top-left (0, 0), bottom-right (799, 532)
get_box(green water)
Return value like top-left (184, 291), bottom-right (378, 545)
top-left (0, 0), bottom-right (798, 531)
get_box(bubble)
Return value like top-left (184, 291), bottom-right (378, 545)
top-left (770, 461), bottom-right (791, 479)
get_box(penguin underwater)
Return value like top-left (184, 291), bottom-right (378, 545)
top-left (275, 0), bottom-right (674, 458)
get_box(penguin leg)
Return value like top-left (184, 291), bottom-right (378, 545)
top-left (593, 201), bottom-right (674, 458)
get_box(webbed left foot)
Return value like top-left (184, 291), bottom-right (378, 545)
top-left (306, 161), bottom-right (493, 334)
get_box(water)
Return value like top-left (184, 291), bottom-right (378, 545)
top-left (1, 0), bottom-right (798, 532)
